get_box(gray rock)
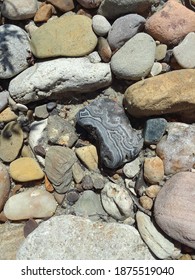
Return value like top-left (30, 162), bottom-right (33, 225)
top-left (108, 14), bottom-right (146, 51)
top-left (0, 91), bottom-right (9, 112)
top-left (0, 162), bottom-right (10, 212)
top-left (144, 118), bottom-right (167, 145)
top-left (92, 15), bottom-right (111, 36)
top-left (155, 44), bottom-right (167, 61)
top-left (8, 57), bottom-right (112, 104)
top-left (123, 158), bottom-right (140, 178)
top-left (76, 98), bottom-right (143, 169)
top-left (72, 162), bottom-right (85, 184)
top-left (45, 146), bottom-right (77, 193)
top-left (17, 215), bottom-right (155, 259)
top-left (0, 24), bottom-right (30, 79)
top-left (111, 33), bottom-right (156, 80)
top-left (34, 104), bottom-right (49, 119)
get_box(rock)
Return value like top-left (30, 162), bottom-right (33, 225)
top-left (173, 32), bottom-right (195, 69)
top-left (0, 107), bottom-right (17, 123)
top-left (21, 145), bottom-right (34, 158)
top-left (98, 0), bottom-right (155, 19)
top-left (25, 20), bottom-right (38, 37)
top-left (101, 182), bottom-right (134, 220)
top-left (72, 162), bottom-right (84, 184)
top-left (0, 24), bottom-right (30, 79)
top-left (46, 101), bottom-right (57, 112)
top-left (75, 145), bottom-right (99, 171)
top-left (82, 175), bottom-right (93, 190)
top-left (154, 172), bottom-right (195, 249)
top-left (123, 158), bottom-right (140, 178)
top-left (34, 4), bottom-right (53, 22)
top-left (4, 188), bottom-right (57, 220)
top-left (145, 0), bottom-right (195, 45)
top-left (145, 185), bottom-right (161, 198)
top-left (0, 162), bottom-right (10, 212)
top-left (108, 14), bottom-right (146, 51)
top-left (92, 15), bottom-right (111, 36)
top-left (136, 211), bottom-right (175, 259)
top-left (77, 0), bottom-right (101, 9)
top-left (0, 91), bottom-right (9, 112)
top-left (0, 122), bottom-right (23, 163)
top-left (144, 118), bottom-right (167, 145)
top-left (156, 122), bottom-right (195, 175)
top-left (74, 190), bottom-right (106, 221)
top-left (66, 190), bottom-right (79, 204)
top-left (1, 0), bottom-right (38, 20)
top-left (111, 33), bottom-right (156, 80)
top-left (150, 62), bottom-right (162, 77)
top-left (77, 98), bottom-right (143, 169)
top-left (45, 146), bottom-right (77, 193)
top-left (139, 196), bottom-right (153, 210)
top-left (10, 158), bottom-right (44, 182)
top-left (34, 104), bottom-right (49, 119)
top-left (155, 44), bottom-right (167, 61)
top-left (88, 51), bottom-right (101, 63)
top-left (47, 115), bottom-right (78, 147)
top-left (124, 69), bottom-right (195, 119)
top-left (91, 173), bottom-right (105, 190)
top-left (144, 156), bottom-right (164, 184)
top-left (98, 37), bottom-right (112, 62)
top-left (17, 214), bottom-right (155, 259)
top-left (46, 0), bottom-right (74, 12)
top-left (30, 15), bottom-right (97, 58)
top-left (9, 57), bottom-right (112, 104)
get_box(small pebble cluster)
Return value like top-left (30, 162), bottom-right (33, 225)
top-left (0, 0), bottom-right (195, 260)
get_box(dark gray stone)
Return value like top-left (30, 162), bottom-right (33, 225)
top-left (76, 98), bottom-right (143, 169)
top-left (144, 118), bottom-right (167, 145)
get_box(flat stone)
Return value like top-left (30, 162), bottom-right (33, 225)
top-left (0, 122), bottom-right (23, 163)
top-left (77, 0), bottom-right (101, 9)
top-left (1, 0), bottom-right (38, 20)
top-left (34, 104), bottom-right (49, 119)
top-left (0, 24), bottom-right (30, 79)
top-left (0, 91), bottom-right (9, 112)
top-left (92, 15), bottom-right (111, 36)
top-left (34, 3), bottom-right (53, 22)
top-left (108, 14), bottom-right (146, 51)
top-left (0, 162), bottom-right (10, 212)
top-left (124, 69), bottom-right (195, 119)
top-left (154, 172), bottom-right (195, 249)
top-left (98, 37), bottom-right (112, 62)
top-left (9, 57), bottom-right (112, 104)
top-left (0, 107), bottom-right (17, 123)
top-left (156, 122), bottom-right (195, 175)
top-left (72, 162), bottom-right (84, 184)
top-left (123, 158), bottom-right (140, 179)
top-left (10, 158), bottom-right (44, 182)
top-left (111, 33), bottom-right (156, 80)
top-left (17, 215), bottom-right (155, 259)
top-left (145, 0), bottom-right (195, 45)
top-left (144, 156), bottom-right (164, 184)
top-left (136, 211), bottom-right (175, 259)
top-left (4, 188), bottom-right (57, 221)
top-left (76, 98), bottom-right (143, 169)
top-left (46, 0), bottom-right (74, 12)
top-left (75, 145), bottom-right (99, 171)
top-left (30, 15), bottom-right (97, 58)
top-left (144, 118), bottom-right (167, 145)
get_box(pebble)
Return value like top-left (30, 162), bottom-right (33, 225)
top-left (88, 51), bottom-right (101, 63)
top-left (0, 107), bottom-right (17, 123)
top-left (47, 115), bottom-right (78, 147)
top-left (21, 145), bottom-right (34, 158)
top-left (0, 122), bottom-right (23, 163)
top-left (101, 182), bottom-right (134, 220)
top-left (91, 173), bottom-right (105, 190)
top-left (66, 190), bottom-right (79, 204)
top-left (156, 122), bottom-right (195, 175)
top-left (123, 158), bottom-right (140, 179)
top-left (25, 20), bottom-right (38, 37)
top-left (72, 162), bottom-right (85, 184)
top-left (144, 156), bottom-right (164, 184)
top-left (30, 15), bottom-right (97, 58)
top-left (145, 185), bottom-right (161, 198)
top-left (154, 172), bottom-right (195, 249)
top-left (44, 175), bottom-right (54, 193)
top-left (10, 158), bottom-right (44, 182)
top-left (9, 57), bottom-right (112, 104)
top-left (136, 211), bottom-right (175, 259)
top-left (98, 37), bottom-right (112, 62)
top-left (81, 175), bottom-right (93, 190)
top-left (111, 33), bottom-right (156, 80)
top-left (46, 102), bottom-right (57, 112)
top-left (144, 118), bottom-right (167, 145)
top-left (145, 0), bottom-right (195, 45)
top-left (92, 15), bottom-right (111, 36)
top-left (45, 146), bottom-right (77, 193)
top-left (173, 32), bottom-right (195, 69)
top-left (155, 44), bottom-right (167, 61)
top-left (34, 104), bottom-right (49, 119)
top-left (0, 162), bottom-right (10, 212)
top-left (75, 145), bottom-right (99, 171)
top-left (77, 98), bottom-right (143, 169)
top-left (4, 188), bottom-right (57, 221)
top-left (46, 0), bottom-right (74, 12)
top-left (1, 0), bottom-right (38, 20)
top-left (15, 103), bottom-right (28, 113)
top-left (0, 24), bottom-right (30, 79)
top-left (149, 62), bottom-right (162, 77)
top-left (139, 196), bottom-right (153, 210)
top-left (77, 0), bottom-right (101, 9)
top-left (108, 14), bottom-right (146, 51)
top-left (0, 91), bottom-right (9, 112)
top-left (17, 215), bottom-right (155, 259)
top-left (34, 3), bottom-right (53, 22)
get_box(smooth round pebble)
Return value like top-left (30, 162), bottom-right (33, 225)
top-left (92, 15), bottom-right (111, 36)
top-left (98, 37), bottom-right (112, 62)
top-left (144, 156), bottom-right (164, 184)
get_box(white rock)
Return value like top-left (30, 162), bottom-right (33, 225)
top-left (123, 158), bottom-right (140, 178)
top-left (4, 188), bottom-right (57, 220)
top-left (101, 182), bottom-right (134, 220)
top-left (92, 15), bottom-right (111, 36)
top-left (9, 57), bottom-right (112, 104)
top-left (150, 62), bottom-right (162, 77)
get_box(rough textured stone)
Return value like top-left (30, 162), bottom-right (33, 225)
top-left (145, 0), bottom-right (195, 45)
top-left (30, 15), bottom-right (97, 58)
top-left (144, 118), bottom-right (167, 145)
top-left (75, 145), bottom-right (99, 171)
top-left (111, 33), bottom-right (156, 80)
top-left (0, 24), bottom-right (30, 79)
top-left (154, 172), bottom-right (195, 249)
top-left (9, 57), bottom-right (112, 104)
top-left (17, 215), bottom-right (155, 259)
top-left (77, 98), bottom-right (143, 169)
top-left (77, 0), bottom-right (102, 9)
top-left (46, 0), bottom-right (74, 12)
top-left (34, 3), bottom-right (53, 22)
top-left (92, 15), bottom-right (111, 36)
top-left (124, 69), bottom-right (195, 119)
top-left (0, 162), bottom-right (10, 212)
top-left (144, 156), bottom-right (164, 184)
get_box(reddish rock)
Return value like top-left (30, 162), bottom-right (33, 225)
top-left (34, 4), bottom-right (53, 22)
top-left (144, 156), bottom-right (164, 184)
top-left (145, 0), bottom-right (195, 45)
top-left (46, 0), bottom-right (74, 12)
top-left (154, 172), bottom-right (195, 249)
top-left (0, 162), bottom-right (10, 212)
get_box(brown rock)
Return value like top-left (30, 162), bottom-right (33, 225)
top-left (145, 0), bottom-right (195, 45)
top-left (154, 172), bottom-right (195, 249)
top-left (0, 162), bottom-right (10, 212)
top-left (0, 107), bottom-right (17, 123)
top-left (145, 185), bottom-right (161, 198)
top-left (77, 0), bottom-right (101, 9)
top-left (98, 37), bottom-right (112, 62)
top-left (34, 4), bottom-right (53, 22)
top-left (144, 156), bottom-right (164, 184)
top-left (46, 0), bottom-right (74, 12)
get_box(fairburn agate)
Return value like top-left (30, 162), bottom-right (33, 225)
top-left (76, 98), bottom-right (143, 169)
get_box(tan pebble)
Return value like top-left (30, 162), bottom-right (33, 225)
top-left (21, 145), bottom-right (34, 158)
top-left (179, 254), bottom-right (192, 260)
top-left (72, 162), bottom-right (84, 184)
top-left (145, 185), bottom-right (161, 198)
top-left (34, 3), bottom-right (53, 22)
top-left (75, 145), bottom-right (98, 171)
top-left (45, 175), bottom-right (54, 192)
top-left (0, 107), bottom-right (17, 122)
top-left (139, 196), bottom-right (153, 210)
top-left (144, 156), bottom-right (164, 184)
top-left (155, 44), bottom-right (167, 61)
top-left (112, 174), bottom-right (120, 180)
top-left (98, 37), bottom-right (112, 62)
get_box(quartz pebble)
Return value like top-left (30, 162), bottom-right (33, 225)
top-left (92, 15), bottom-right (111, 36)
top-left (75, 145), bottom-right (99, 171)
top-left (150, 62), bottom-right (162, 77)
top-left (0, 162), bottom-right (10, 212)
top-left (144, 156), bottom-right (164, 184)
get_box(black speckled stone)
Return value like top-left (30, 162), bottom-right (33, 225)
top-left (76, 98), bottom-right (143, 169)
top-left (144, 118), bottom-right (167, 145)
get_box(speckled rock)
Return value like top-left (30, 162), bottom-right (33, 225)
top-left (17, 215), bottom-right (155, 259)
top-left (77, 98), bottom-right (143, 169)
top-left (92, 15), bottom-right (111, 36)
top-left (111, 33), bottom-right (156, 80)
top-left (144, 156), bottom-right (164, 184)
top-left (154, 172), bottom-right (195, 249)
top-left (144, 118), bottom-right (167, 145)
top-left (46, 0), bottom-right (74, 12)
top-left (0, 162), bottom-right (10, 212)
top-left (75, 145), bottom-right (99, 171)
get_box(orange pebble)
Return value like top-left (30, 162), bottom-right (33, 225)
top-left (45, 175), bottom-right (54, 192)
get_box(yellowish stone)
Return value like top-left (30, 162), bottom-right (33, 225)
top-left (0, 107), bottom-right (17, 122)
top-left (75, 145), bottom-right (98, 171)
